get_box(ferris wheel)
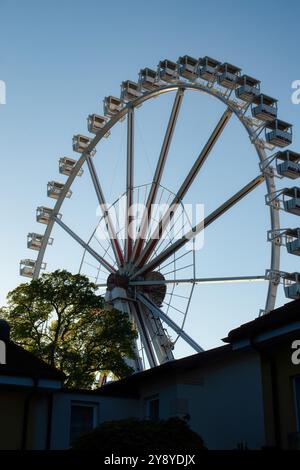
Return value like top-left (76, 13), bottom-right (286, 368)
top-left (21, 55), bottom-right (300, 371)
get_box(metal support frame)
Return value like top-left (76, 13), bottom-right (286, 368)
top-left (107, 288), bottom-right (143, 371)
top-left (139, 303), bottom-right (174, 363)
top-left (132, 301), bottom-right (158, 368)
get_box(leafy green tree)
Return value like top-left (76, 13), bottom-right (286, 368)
top-left (0, 270), bottom-right (137, 388)
top-left (71, 417), bottom-right (207, 452)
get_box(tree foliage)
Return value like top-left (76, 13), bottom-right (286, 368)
top-left (0, 270), bottom-right (137, 388)
top-left (71, 417), bottom-right (207, 452)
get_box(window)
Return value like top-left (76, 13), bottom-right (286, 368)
top-left (69, 403), bottom-right (97, 445)
top-left (144, 395), bottom-right (160, 421)
top-left (294, 376), bottom-right (300, 432)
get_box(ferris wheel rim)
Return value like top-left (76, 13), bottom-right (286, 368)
top-left (32, 80), bottom-right (280, 315)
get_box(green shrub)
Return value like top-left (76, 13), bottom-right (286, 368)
top-left (72, 417), bottom-right (206, 452)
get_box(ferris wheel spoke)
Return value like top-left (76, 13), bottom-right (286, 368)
top-left (130, 275), bottom-right (265, 286)
top-left (86, 155), bottom-right (124, 267)
top-left (161, 300), bottom-right (186, 316)
top-left (131, 174), bottom-right (265, 279)
top-left (124, 106), bottom-right (134, 263)
top-left (137, 293), bottom-right (203, 353)
top-left (94, 236), bottom-right (117, 265)
top-left (161, 264), bottom-right (194, 277)
top-left (135, 108), bottom-right (233, 268)
top-left (158, 248), bottom-right (192, 273)
top-left (130, 88), bottom-right (185, 263)
top-left (54, 216), bottom-right (116, 274)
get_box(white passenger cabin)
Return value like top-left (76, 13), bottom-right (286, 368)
top-left (121, 81), bottom-right (142, 101)
top-left (87, 114), bottom-right (110, 138)
top-left (36, 206), bottom-right (53, 224)
top-left (178, 55), bottom-right (198, 80)
top-left (283, 272), bottom-right (300, 300)
top-left (198, 56), bottom-right (221, 82)
top-left (103, 96), bottom-right (123, 117)
top-left (139, 68), bottom-right (160, 91)
top-left (265, 120), bottom-right (292, 148)
top-left (59, 157), bottom-right (83, 177)
top-left (20, 259), bottom-right (36, 278)
top-left (72, 135), bottom-right (92, 153)
top-left (27, 233), bottom-right (44, 251)
top-left (19, 259), bottom-right (46, 278)
top-left (235, 75), bottom-right (260, 102)
top-left (47, 181), bottom-right (72, 200)
top-left (27, 233), bottom-right (43, 251)
top-left (158, 59), bottom-right (178, 82)
top-left (251, 94), bottom-right (277, 121)
top-left (217, 62), bottom-right (241, 89)
top-left (276, 151), bottom-right (300, 179)
top-left (283, 187), bottom-right (300, 215)
top-left (285, 228), bottom-right (300, 256)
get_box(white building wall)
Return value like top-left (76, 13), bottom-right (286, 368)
top-left (136, 351), bottom-right (265, 449)
top-left (138, 378), bottom-right (179, 420)
top-left (50, 393), bottom-right (139, 449)
top-left (179, 351), bottom-right (265, 449)
top-left (30, 395), bottom-right (49, 449)
top-left (178, 352), bottom-right (265, 449)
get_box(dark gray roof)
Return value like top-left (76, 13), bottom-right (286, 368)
top-left (223, 299), bottom-right (300, 344)
top-left (0, 341), bottom-right (65, 382)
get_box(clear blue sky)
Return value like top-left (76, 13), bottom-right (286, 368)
top-left (0, 0), bottom-right (299, 357)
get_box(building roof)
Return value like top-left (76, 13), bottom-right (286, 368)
top-left (92, 344), bottom-right (234, 398)
top-left (0, 340), bottom-right (65, 382)
top-left (56, 344), bottom-right (234, 398)
top-left (223, 299), bottom-right (300, 344)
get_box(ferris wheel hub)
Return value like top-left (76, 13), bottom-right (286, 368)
top-left (106, 269), bottom-right (167, 308)
top-left (106, 272), bottom-right (129, 291)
